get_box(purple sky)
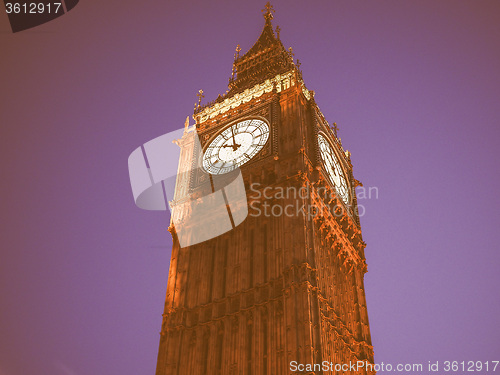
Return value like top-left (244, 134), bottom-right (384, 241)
top-left (1, 1), bottom-right (499, 374)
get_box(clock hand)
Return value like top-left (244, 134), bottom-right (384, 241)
top-left (231, 127), bottom-right (240, 150)
top-left (223, 143), bottom-right (241, 150)
top-left (231, 127), bottom-right (236, 143)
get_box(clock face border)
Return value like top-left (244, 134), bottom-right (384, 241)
top-left (202, 117), bottom-right (271, 175)
top-left (317, 133), bottom-right (351, 205)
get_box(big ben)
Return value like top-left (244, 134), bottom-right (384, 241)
top-left (149, 3), bottom-right (375, 374)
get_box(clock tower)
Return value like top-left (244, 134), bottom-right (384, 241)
top-left (156, 4), bottom-right (375, 374)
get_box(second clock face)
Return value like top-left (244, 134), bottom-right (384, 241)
top-left (203, 118), bottom-right (270, 174)
top-left (318, 134), bottom-right (350, 205)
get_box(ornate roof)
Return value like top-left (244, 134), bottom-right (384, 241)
top-left (228, 3), bottom-right (294, 93)
top-left (194, 3), bottom-right (296, 114)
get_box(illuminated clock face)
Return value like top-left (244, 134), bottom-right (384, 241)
top-left (318, 134), bottom-right (350, 205)
top-left (203, 119), bottom-right (270, 174)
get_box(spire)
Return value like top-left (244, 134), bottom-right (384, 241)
top-left (262, 2), bottom-right (275, 24)
top-left (227, 3), bottom-right (295, 93)
top-left (196, 4), bottom-right (298, 114)
top-left (242, 4), bottom-right (278, 58)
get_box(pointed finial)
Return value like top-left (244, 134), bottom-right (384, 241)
top-left (184, 116), bottom-right (190, 129)
top-left (232, 45), bottom-right (241, 80)
top-left (276, 25), bottom-right (281, 39)
top-left (288, 46), bottom-right (294, 61)
top-left (231, 64), bottom-right (236, 81)
top-left (332, 122), bottom-right (339, 137)
top-left (196, 89), bottom-right (204, 107)
top-left (262, 2), bottom-right (275, 22)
